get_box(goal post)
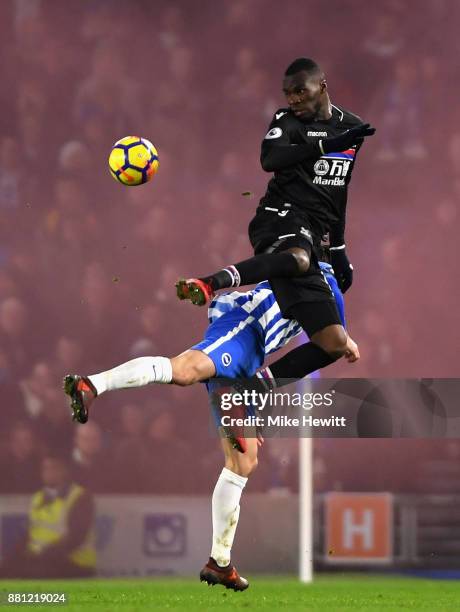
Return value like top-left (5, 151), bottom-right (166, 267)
top-left (299, 435), bottom-right (313, 582)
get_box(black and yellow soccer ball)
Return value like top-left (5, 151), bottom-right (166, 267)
top-left (108, 136), bottom-right (159, 186)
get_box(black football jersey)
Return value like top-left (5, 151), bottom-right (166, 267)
top-left (261, 104), bottom-right (363, 237)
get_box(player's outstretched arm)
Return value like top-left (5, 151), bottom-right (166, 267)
top-left (261, 122), bottom-right (375, 172)
top-left (261, 140), bottom-right (322, 172)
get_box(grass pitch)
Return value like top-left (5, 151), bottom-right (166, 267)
top-left (1, 575), bottom-right (459, 611)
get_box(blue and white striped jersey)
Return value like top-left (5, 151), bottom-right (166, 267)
top-left (208, 280), bottom-right (301, 356)
top-left (207, 262), bottom-right (345, 357)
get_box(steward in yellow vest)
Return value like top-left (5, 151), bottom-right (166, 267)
top-left (0, 454), bottom-right (96, 578)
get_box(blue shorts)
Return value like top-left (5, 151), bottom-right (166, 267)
top-left (192, 306), bottom-right (265, 378)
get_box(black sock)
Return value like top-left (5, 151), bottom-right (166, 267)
top-left (265, 342), bottom-right (335, 383)
top-left (234, 343), bottom-right (335, 396)
top-left (201, 252), bottom-right (301, 291)
top-left (260, 299), bottom-right (339, 383)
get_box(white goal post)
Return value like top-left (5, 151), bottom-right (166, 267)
top-left (299, 436), bottom-right (313, 582)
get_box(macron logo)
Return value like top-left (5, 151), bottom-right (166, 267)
top-left (275, 112), bottom-right (287, 120)
top-left (307, 130), bottom-right (328, 136)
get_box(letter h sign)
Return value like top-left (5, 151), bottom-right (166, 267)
top-left (324, 493), bottom-right (393, 563)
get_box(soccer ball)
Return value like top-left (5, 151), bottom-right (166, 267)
top-left (108, 136), bottom-right (159, 186)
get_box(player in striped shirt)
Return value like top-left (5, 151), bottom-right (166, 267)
top-left (64, 262), bottom-right (359, 590)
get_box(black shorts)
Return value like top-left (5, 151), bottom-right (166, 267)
top-left (284, 298), bottom-right (342, 337)
top-left (248, 201), bottom-right (342, 331)
top-left (248, 201), bottom-right (319, 254)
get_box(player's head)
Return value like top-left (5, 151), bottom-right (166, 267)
top-left (283, 58), bottom-right (327, 120)
top-left (41, 453), bottom-right (72, 489)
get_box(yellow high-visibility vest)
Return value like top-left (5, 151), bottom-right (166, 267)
top-left (28, 483), bottom-right (96, 569)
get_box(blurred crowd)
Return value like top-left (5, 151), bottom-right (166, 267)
top-left (1, 0), bottom-right (459, 496)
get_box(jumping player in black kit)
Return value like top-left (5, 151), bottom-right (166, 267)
top-left (177, 57), bottom-right (375, 388)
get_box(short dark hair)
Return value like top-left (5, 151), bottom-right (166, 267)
top-left (285, 57), bottom-right (321, 77)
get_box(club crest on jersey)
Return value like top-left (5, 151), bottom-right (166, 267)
top-left (221, 353), bottom-right (232, 367)
top-left (264, 127), bottom-right (282, 140)
top-left (314, 159), bottom-right (330, 176)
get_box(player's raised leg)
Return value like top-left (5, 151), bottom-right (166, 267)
top-left (177, 246), bottom-right (311, 306)
top-left (64, 350), bottom-right (216, 424)
top-left (200, 436), bottom-right (257, 591)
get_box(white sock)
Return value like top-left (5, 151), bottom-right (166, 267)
top-left (210, 467), bottom-right (247, 567)
top-left (88, 356), bottom-right (172, 396)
